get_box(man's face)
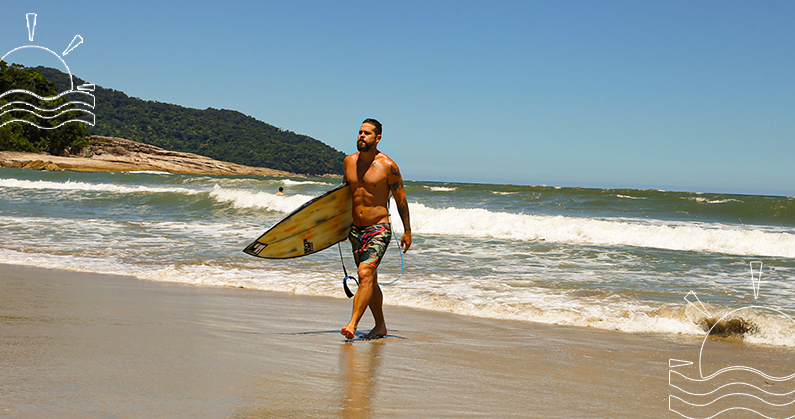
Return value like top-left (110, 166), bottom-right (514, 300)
top-left (357, 123), bottom-right (380, 152)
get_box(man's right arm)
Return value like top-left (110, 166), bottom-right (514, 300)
top-left (387, 161), bottom-right (411, 253)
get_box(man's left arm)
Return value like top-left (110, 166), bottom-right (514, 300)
top-left (388, 162), bottom-right (412, 253)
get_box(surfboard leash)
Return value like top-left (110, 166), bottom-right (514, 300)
top-left (338, 198), bottom-right (405, 297)
top-left (381, 202), bottom-right (405, 286)
top-left (378, 230), bottom-right (404, 286)
top-left (337, 229), bottom-right (405, 298)
top-left (338, 243), bottom-right (358, 298)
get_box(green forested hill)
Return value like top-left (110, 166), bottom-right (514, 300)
top-left (32, 66), bottom-right (344, 175)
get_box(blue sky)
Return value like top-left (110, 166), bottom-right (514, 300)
top-left (2, 1), bottom-right (793, 196)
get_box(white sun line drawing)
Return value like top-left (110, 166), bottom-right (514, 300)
top-left (26, 13), bottom-right (35, 42)
top-left (1, 13), bottom-right (95, 129)
top-left (685, 290), bottom-right (712, 318)
top-left (751, 261), bottom-right (763, 299)
top-left (669, 261), bottom-right (795, 418)
top-left (63, 35), bottom-right (82, 56)
top-left (698, 305), bottom-right (795, 381)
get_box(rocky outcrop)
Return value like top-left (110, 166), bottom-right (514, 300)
top-left (0, 136), bottom-right (295, 176)
top-left (22, 160), bottom-right (63, 171)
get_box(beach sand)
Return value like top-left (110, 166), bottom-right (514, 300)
top-left (2, 264), bottom-right (794, 418)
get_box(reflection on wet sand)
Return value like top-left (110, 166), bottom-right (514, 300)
top-left (338, 341), bottom-right (384, 418)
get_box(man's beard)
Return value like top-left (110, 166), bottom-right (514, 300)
top-left (357, 140), bottom-right (374, 152)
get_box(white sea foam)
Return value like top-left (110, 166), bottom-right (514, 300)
top-left (199, 185), bottom-right (795, 260)
top-left (425, 186), bottom-right (457, 192)
top-left (2, 242), bottom-right (794, 346)
top-left (282, 179), bottom-right (331, 186)
top-left (4, 174), bottom-right (793, 260)
top-left (0, 178), bottom-right (201, 195)
top-left (386, 287), bottom-right (707, 336)
top-left (204, 187), bottom-right (795, 258)
top-left (125, 171), bottom-right (173, 175)
top-left (208, 185), bottom-right (313, 212)
top-left (685, 197), bottom-right (743, 204)
top-left (0, 215), bottom-right (261, 259)
top-left (409, 203), bottom-right (795, 258)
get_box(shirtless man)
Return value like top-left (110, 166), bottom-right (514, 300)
top-left (341, 118), bottom-right (412, 339)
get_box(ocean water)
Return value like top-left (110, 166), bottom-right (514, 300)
top-left (2, 167), bottom-right (795, 345)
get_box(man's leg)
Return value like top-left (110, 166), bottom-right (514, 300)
top-left (341, 263), bottom-right (376, 339)
top-left (365, 271), bottom-right (387, 339)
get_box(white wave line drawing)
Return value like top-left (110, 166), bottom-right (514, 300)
top-left (670, 370), bottom-right (795, 397)
top-left (0, 110), bottom-right (95, 128)
top-left (1, 107), bottom-right (94, 120)
top-left (0, 90), bottom-right (95, 109)
top-left (0, 88), bottom-right (95, 104)
top-left (0, 100), bottom-right (94, 113)
top-left (0, 115), bottom-right (96, 129)
top-left (671, 392), bottom-right (795, 408)
top-left (699, 364), bottom-right (795, 383)
top-left (669, 398), bottom-right (795, 419)
top-left (0, 89), bottom-right (95, 128)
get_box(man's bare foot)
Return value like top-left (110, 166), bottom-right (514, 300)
top-left (364, 324), bottom-right (387, 340)
top-left (341, 326), bottom-right (356, 339)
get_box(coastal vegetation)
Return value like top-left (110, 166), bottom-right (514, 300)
top-left (0, 65), bottom-right (344, 175)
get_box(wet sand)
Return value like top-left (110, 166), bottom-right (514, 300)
top-left (2, 264), bottom-right (794, 418)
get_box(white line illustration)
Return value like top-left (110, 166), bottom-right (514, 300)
top-left (685, 290), bottom-right (712, 319)
top-left (669, 399), bottom-right (795, 419)
top-left (670, 370), bottom-right (795, 397)
top-left (669, 260), bottom-right (795, 418)
top-left (751, 261), bottom-right (763, 299)
top-left (26, 13), bottom-right (36, 42)
top-left (63, 35), bottom-right (83, 56)
top-left (1, 13), bottom-right (94, 129)
top-left (671, 359), bottom-right (694, 368)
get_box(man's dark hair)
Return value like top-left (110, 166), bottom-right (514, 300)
top-left (362, 118), bottom-right (382, 136)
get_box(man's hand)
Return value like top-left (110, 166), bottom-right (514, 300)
top-left (400, 230), bottom-right (412, 253)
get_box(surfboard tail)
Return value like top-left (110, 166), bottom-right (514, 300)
top-left (243, 241), bottom-right (268, 257)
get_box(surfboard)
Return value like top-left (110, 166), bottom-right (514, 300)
top-left (243, 183), bottom-right (352, 259)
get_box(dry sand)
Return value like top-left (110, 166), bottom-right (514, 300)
top-left (2, 264), bottom-right (794, 418)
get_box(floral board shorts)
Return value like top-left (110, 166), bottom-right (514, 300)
top-left (348, 223), bottom-right (392, 268)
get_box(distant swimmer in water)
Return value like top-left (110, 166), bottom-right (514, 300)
top-left (341, 118), bottom-right (412, 340)
top-left (277, 187), bottom-right (284, 196)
